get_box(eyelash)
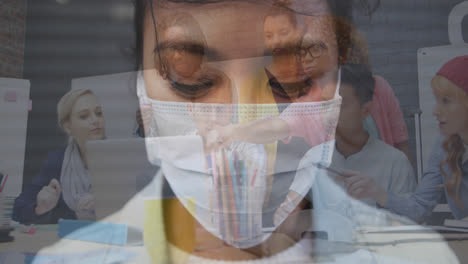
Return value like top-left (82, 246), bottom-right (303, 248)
top-left (169, 77), bottom-right (215, 99)
top-left (440, 97), bottom-right (450, 104)
top-left (163, 43), bottom-right (205, 56)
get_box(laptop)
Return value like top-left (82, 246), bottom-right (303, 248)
top-left (86, 138), bottom-right (159, 220)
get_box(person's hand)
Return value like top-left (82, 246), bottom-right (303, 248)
top-left (273, 190), bottom-right (303, 226)
top-left (35, 179), bottom-right (61, 216)
top-left (76, 193), bottom-right (96, 220)
top-left (203, 124), bottom-right (235, 153)
top-left (77, 193), bottom-right (95, 211)
top-left (340, 170), bottom-right (387, 206)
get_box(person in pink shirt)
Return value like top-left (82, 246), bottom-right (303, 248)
top-left (369, 75), bottom-right (410, 158)
top-left (346, 24), bottom-right (410, 160)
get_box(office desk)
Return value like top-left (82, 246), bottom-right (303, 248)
top-left (2, 228), bottom-right (467, 264)
top-left (0, 225), bottom-right (149, 264)
top-left (0, 225), bottom-right (59, 253)
top-left (3, 220), bottom-right (465, 263)
top-left (356, 230), bottom-right (467, 263)
top-left (1, 180), bottom-right (465, 264)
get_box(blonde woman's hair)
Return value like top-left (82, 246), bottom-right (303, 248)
top-left (432, 75), bottom-right (468, 203)
top-left (57, 88), bottom-right (94, 131)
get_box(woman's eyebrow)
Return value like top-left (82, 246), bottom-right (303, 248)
top-left (76, 109), bottom-right (90, 115)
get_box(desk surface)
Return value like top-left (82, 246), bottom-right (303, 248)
top-left (2, 222), bottom-right (468, 263)
top-left (1, 185), bottom-right (466, 264)
top-left (0, 226), bottom-right (149, 264)
top-left (1, 226), bottom-right (60, 253)
top-left (358, 231), bottom-right (468, 263)
top-left (2, 227), bottom-right (466, 263)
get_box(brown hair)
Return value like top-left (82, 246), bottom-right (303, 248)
top-left (343, 21), bottom-right (369, 66)
top-left (302, 15), bottom-right (352, 65)
top-left (441, 134), bottom-right (465, 202)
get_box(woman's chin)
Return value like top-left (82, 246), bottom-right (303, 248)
top-left (87, 134), bottom-right (105, 141)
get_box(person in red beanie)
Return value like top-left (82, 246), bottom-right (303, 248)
top-left (336, 55), bottom-right (468, 223)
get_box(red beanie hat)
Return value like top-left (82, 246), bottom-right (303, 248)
top-left (436, 55), bottom-right (468, 94)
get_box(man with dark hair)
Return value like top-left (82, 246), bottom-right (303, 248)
top-left (286, 64), bottom-right (415, 212)
top-left (332, 64), bottom-right (416, 204)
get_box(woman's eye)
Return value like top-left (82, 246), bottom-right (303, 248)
top-left (442, 97), bottom-right (450, 104)
top-left (169, 44), bottom-right (185, 52)
top-left (96, 110), bottom-right (103, 117)
top-left (311, 45), bottom-right (321, 52)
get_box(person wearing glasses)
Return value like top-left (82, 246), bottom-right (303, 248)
top-left (204, 6), bottom-right (351, 217)
top-left (205, 13), bottom-right (346, 152)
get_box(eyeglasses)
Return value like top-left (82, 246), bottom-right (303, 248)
top-left (296, 42), bottom-right (327, 58)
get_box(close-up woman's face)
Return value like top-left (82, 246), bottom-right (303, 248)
top-left (142, 0), bottom-right (337, 104)
top-left (65, 93), bottom-right (105, 147)
top-left (263, 14), bottom-right (299, 55)
top-left (432, 76), bottom-right (468, 138)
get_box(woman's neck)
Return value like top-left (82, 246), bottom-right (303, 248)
top-left (336, 130), bottom-right (369, 159)
top-left (269, 56), bottom-right (298, 82)
top-left (76, 142), bottom-right (88, 168)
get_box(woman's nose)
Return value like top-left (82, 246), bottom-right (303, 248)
top-left (433, 103), bottom-right (440, 118)
top-left (271, 35), bottom-right (281, 47)
top-left (90, 113), bottom-right (101, 125)
top-left (304, 51), bottom-right (315, 61)
top-left (173, 50), bottom-right (185, 60)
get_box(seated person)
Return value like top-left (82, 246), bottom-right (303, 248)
top-left (369, 76), bottom-right (410, 160)
top-left (13, 89), bottom-right (105, 224)
top-left (236, 4), bottom-right (343, 210)
top-left (345, 24), bottom-right (410, 160)
top-left (205, 15), bottom-right (343, 152)
top-left (275, 63), bottom-right (416, 225)
top-left (207, 17), bottom-right (410, 157)
top-left (341, 56), bottom-right (468, 223)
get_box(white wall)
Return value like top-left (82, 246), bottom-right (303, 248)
top-left (0, 78), bottom-right (30, 196)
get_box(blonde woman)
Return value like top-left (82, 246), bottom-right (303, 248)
top-left (13, 89), bottom-right (106, 224)
top-left (341, 56), bottom-right (468, 222)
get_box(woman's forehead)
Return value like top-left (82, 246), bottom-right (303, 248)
top-left (432, 76), bottom-right (464, 98)
top-left (153, 0), bottom-right (330, 14)
top-left (72, 94), bottom-right (100, 112)
top-left (149, 0), bottom-right (333, 60)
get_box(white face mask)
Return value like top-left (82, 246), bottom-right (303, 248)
top-left (137, 70), bottom-right (342, 248)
